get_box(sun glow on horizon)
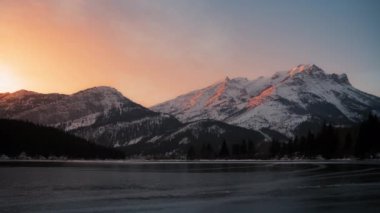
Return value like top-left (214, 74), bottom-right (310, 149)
top-left (0, 64), bottom-right (22, 93)
top-left (0, 1), bottom-right (379, 105)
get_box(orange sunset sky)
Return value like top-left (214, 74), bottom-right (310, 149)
top-left (0, 0), bottom-right (379, 107)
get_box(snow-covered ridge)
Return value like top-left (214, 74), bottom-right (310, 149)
top-left (58, 113), bottom-right (101, 131)
top-left (152, 64), bottom-right (380, 138)
top-left (0, 86), bottom-right (183, 148)
top-left (288, 64), bottom-right (323, 76)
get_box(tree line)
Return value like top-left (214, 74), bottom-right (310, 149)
top-left (186, 139), bottom-right (257, 160)
top-left (0, 119), bottom-right (125, 159)
top-left (187, 113), bottom-right (380, 160)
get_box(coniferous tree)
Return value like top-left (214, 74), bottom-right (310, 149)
top-left (232, 144), bottom-right (241, 159)
top-left (186, 145), bottom-right (196, 160)
top-left (286, 138), bottom-right (295, 158)
top-left (306, 131), bottom-right (315, 158)
top-left (372, 115), bottom-right (380, 154)
top-left (343, 133), bottom-right (354, 158)
top-left (219, 140), bottom-right (230, 159)
top-left (240, 140), bottom-right (248, 158)
top-left (206, 144), bottom-right (214, 159)
top-left (247, 140), bottom-right (256, 158)
top-left (318, 123), bottom-right (338, 159)
top-left (356, 113), bottom-right (380, 158)
top-left (200, 143), bottom-right (214, 159)
top-left (298, 136), bottom-right (307, 157)
top-left (200, 143), bottom-right (208, 159)
top-left (270, 139), bottom-right (281, 158)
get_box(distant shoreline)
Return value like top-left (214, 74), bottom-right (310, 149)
top-left (1, 159), bottom-right (380, 165)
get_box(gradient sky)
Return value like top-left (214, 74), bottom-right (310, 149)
top-left (0, 0), bottom-right (379, 106)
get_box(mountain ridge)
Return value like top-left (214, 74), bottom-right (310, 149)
top-left (0, 85), bottom-right (265, 156)
top-left (0, 86), bottom-right (181, 146)
top-left (152, 64), bottom-right (380, 137)
top-left (1, 64), bottom-right (379, 156)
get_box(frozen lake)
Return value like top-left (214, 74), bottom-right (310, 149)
top-left (0, 160), bottom-right (380, 212)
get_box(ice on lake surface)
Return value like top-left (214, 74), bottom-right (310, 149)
top-left (0, 160), bottom-right (380, 213)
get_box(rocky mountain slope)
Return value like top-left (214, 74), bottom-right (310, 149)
top-left (0, 87), bottom-right (265, 153)
top-left (152, 64), bottom-right (380, 137)
top-left (0, 87), bottom-right (181, 148)
top-left (119, 119), bottom-right (265, 157)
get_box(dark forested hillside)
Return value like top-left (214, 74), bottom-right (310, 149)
top-left (267, 113), bottom-right (380, 159)
top-left (185, 114), bottom-right (380, 160)
top-left (0, 119), bottom-right (125, 159)
top-left (1, 114), bottom-right (378, 160)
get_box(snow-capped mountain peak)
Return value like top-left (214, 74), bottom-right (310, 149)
top-left (288, 64), bottom-right (323, 76)
top-left (73, 86), bottom-right (128, 102)
top-left (0, 87), bottom-right (183, 148)
top-left (152, 64), bottom-right (380, 138)
top-left (72, 86), bottom-right (134, 112)
top-left (75, 86), bottom-right (121, 95)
